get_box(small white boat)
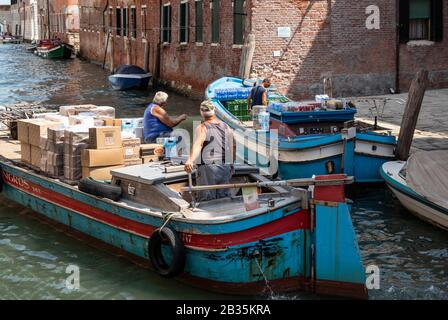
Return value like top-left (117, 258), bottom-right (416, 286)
top-left (380, 151), bottom-right (448, 231)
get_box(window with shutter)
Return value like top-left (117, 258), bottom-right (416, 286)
top-left (180, 1), bottom-right (189, 43)
top-left (123, 8), bottom-right (128, 37)
top-left (131, 7), bottom-right (137, 38)
top-left (233, 0), bottom-right (245, 45)
top-left (161, 4), bottom-right (172, 43)
top-left (211, 0), bottom-right (220, 43)
top-left (195, 0), bottom-right (203, 43)
top-left (116, 8), bottom-right (121, 36)
top-left (399, 0), bottom-right (443, 43)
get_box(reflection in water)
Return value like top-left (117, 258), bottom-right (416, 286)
top-left (0, 45), bottom-right (447, 300)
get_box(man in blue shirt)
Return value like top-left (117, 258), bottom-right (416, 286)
top-left (247, 78), bottom-right (271, 112)
top-left (143, 91), bottom-right (187, 143)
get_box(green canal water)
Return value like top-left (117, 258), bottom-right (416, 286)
top-left (0, 44), bottom-right (447, 300)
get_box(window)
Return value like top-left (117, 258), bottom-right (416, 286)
top-left (179, 1), bottom-right (189, 43)
top-left (108, 7), bottom-right (113, 33)
top-left (123, 8), bottom-right (128, 37)
top-left (161, 4), bottom-right (172, 43)
top-left (233, 0), bottom-right (245, 44)
top-left (211, 0), bottom-right (220, 43)
top-left (142, 6), bottom-right (147, 39)
top-left (399, 0), bottom-right (444, 43)
top-left (195, 0), bottom-right (203, 43)
top-left (130, 7), bottom-right (137, 38)
top-left (116, 8), bottom-right (121, 36)
top-left (409, 0), bottom-right (431, 40)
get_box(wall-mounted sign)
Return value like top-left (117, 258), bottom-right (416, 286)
top-left (277, 27), bottom-right (291, 38)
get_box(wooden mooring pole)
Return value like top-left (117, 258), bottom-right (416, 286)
top-left (395, 69), bottom-right (429, 160)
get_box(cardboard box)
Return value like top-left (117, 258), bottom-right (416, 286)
top-left (141, 155), bottom-right (161, 164)
top-left (89, 126), bottom-right (122, 149)
top-left (81, 148), bottom-right (124, 167)
top-left (124, 159), bottom-right (142, 167)
top-left (122, 138), bottom-right (141, 160)
top-left (17, 119), bottom-right (33, 143)
top-left (64, 129), bottom-right (89, 145)
top-left (21, 142), bottom-right (31, 163)
top-left (31, 145), bottom-right (42, 168)
top-left (82, 165), bottom-right (123, 180)
top-left (28, 119), bottom-right (63, 147)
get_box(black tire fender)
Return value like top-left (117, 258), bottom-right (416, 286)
top-left (148, 226), bottom-right (186, 278)
top-left (78, 178), bottom-right (122, 201)
top-left (0, 167), bottom-right (3, 193)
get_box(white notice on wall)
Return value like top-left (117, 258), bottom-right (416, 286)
top-left (277, 27), bottom-right (291, 38)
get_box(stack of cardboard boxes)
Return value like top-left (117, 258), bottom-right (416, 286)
top-left (40, 127), bottom-right (65, 178)
top-left (122, 137), bottom-right (142, 166)
top-left (17, 119), bottom-right (64, 170)
top-left (16, 106), bottom-right (167, 184)
top-left (63, 128), bottom-right (90, 183)
top-left (81, 126), bottom-right (124, 180)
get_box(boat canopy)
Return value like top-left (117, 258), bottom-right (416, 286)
top-left (114, 65), bottom-right (147, 75)
top-left (407, 150), bottom-right (448, 210)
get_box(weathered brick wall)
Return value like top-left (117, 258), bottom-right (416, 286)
top-left (77, 0), bottom-right (448, 99)
top-left (159, 0), bottom-right (243, 98)
top-left (250, 0), bottom-right (397, 99)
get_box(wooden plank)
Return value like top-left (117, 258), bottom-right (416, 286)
top-left (396, 69), bottom-right (429, 160)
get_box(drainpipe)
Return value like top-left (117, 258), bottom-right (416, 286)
top-left (22, 0), bottom-right (26, 41)
top-left (395, 0), bottom-right (401, 93)
top-left (154, 0), bottom-right (162, 88)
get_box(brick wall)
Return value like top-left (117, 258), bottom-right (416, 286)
top-left (158, 0), bottom-right (244, 97)
top-left (250, 0), bottom-right (397, 99)
top-left (77, 0), bottom-right (448, 100)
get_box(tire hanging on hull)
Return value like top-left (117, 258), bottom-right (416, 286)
top-left (148, 226), bottom-right (186, 278)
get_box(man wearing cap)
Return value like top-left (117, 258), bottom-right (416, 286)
top-left (185, 100), bottom-right (234, 201)
top-left (143, 91), bottom-right (187, 143)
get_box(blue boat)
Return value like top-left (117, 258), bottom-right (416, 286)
top-left (0, 144), bottom-right (368, 299)
top-left (206, 77), bottom-right (397, 182)
top-left (108, 65), bottom-right (152, 91)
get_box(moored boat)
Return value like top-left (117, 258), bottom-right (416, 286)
top-left (381, 151), bottom-right (448, 231)
top-left (0, 135), bottom-right (368, 299)
top-left (36, 40), bottom-right (73, 59)
top-left (206, 77), bottom-right (397, 182)
top-left (108, 65), bottom-right (152, 91)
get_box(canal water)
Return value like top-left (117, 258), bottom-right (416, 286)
top-left (0, 44), bottom-right (447, 300)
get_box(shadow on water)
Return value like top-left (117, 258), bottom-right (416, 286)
top-left (1, 44), bottom-right (447, 300)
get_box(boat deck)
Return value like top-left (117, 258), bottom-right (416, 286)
top-left (0, 134), bottom-right (22, 161)
top-left (0, 132), bottom-right (304, 223)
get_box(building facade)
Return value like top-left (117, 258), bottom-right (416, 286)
top-left (36, 0), bottom-right (80, 49)
top-left (0, 5), bottom-right (12, 34)
top-left (4, 0), bottom-right (435, 99)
